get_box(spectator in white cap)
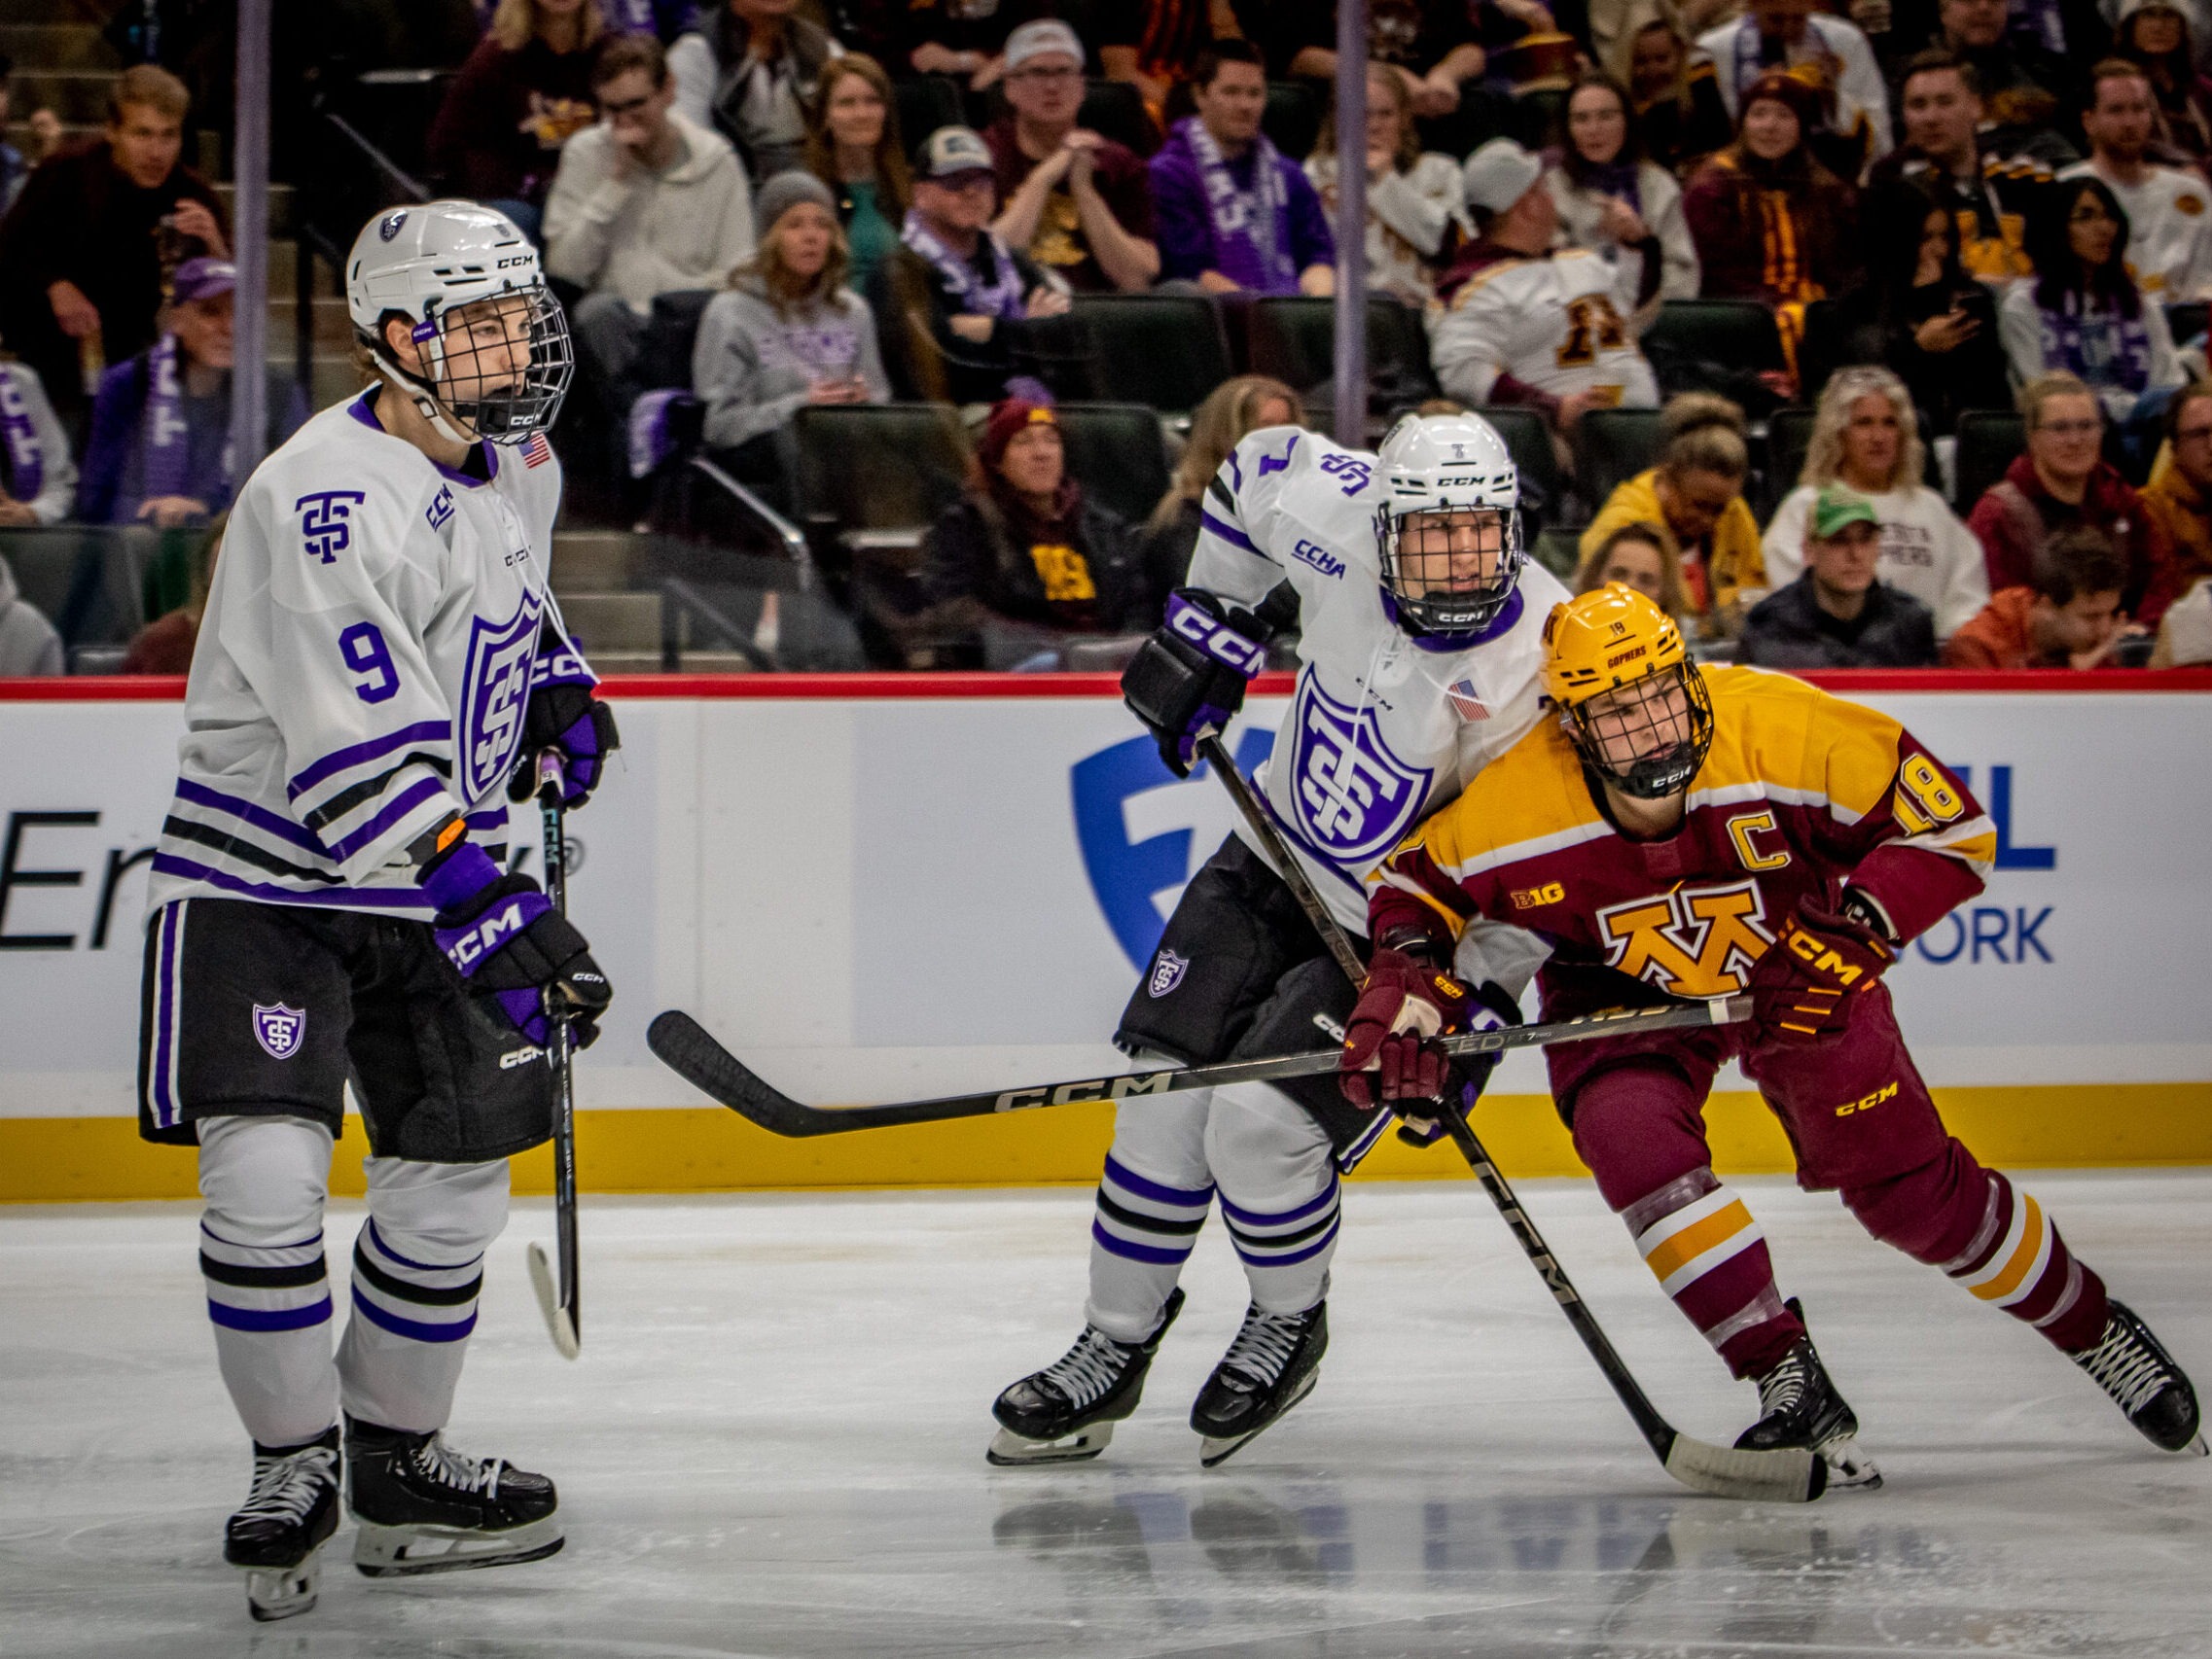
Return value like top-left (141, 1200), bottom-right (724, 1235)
top-left (870, 124), bottom-right (1071, 404)
top-left (545, 32), bottom-right (758, 451)
top-left (1427, 136), bottom-right (1659, 452)
top-left (984, 19), bottom-right (1159, 294)
top-left (692, 169), bottom-right (890, 497)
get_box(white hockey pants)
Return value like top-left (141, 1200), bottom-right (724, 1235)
top-left (196, 1113), bottom-right (510, 1448)
top-left (1083, 1082), bottom-right (1340, 1344)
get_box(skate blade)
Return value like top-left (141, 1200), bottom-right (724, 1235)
top-left (1197, 1368), bottom-right (1320, 1469)
top-left (352, 1515), bottom-right (564, 1577)
top-left (242, 1545), bottom-right (324, 1622)
top-left (986, 1421), bottom-right (1114, 1465)
top-left (1818, 1432), bottom-right (1884, 1491)
top-left (2177, 1431), bottom-right (2209, 1458)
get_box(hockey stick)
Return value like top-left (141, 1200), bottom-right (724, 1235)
top-left (524, 752), bottom-right (582, 1360)
top-left (1194, 733), bottom-right (1824, 1505)
top-left (646, 1000), bottom-right (1743, 1136)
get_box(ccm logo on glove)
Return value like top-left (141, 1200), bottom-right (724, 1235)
top-left (443, 895), bottom-right (550, 973)
top-left (1166, 593), bottom-right (1265, 677)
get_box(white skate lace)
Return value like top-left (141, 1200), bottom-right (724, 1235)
top-left (1756, 1348), bottom-right (1811, 1419)
top-left (1221, 1308), bottom-right (1305, 1388)
top-left (2077, 1318), bottom-right (2170, 1417)
top-left (240, 1444), bottom-right (337, 1527)
top-left (1039, 1327), bottom-right (1133, 1410)
top-left (411, 1434), bottom-right (507, 1498)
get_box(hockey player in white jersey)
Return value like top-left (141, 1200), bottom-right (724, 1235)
top-left (990, 413), bottom-right (1567, 1467)
top-left (134, 201), bottom-right (621, 1621)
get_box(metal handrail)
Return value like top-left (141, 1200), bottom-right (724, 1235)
top-left (317, 107), bottom-right (433, 206)
top-left (687, 456), bottom-right (816, 590)
top-left (660, 577), bottom-right (775, 673)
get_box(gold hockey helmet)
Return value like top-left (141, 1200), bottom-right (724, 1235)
top-left (1542, 585), bottom-right (1713, 798)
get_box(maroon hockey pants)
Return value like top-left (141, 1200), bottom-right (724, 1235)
top-left (1549, 984), bottom-right (2108, 1378)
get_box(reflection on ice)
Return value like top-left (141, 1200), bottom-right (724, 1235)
top-left (2, 1176), bottom-right (2206, 1658)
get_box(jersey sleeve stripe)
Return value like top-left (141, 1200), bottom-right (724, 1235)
top-left (1207, 473), bottom-right (1237, 513)
top-left (172, 778), bottom-right (332, 858)
top-left (286, 720), bottom-right (451, 800)
top-left (1198, 508), bottom-right (1263, 557)
top-left (300, 752), bottom-right (452, 832)
top-left (322, 773), bottom-right (449, 863)
top-left (148, 853), bottom-right (434, 912)
top-left (160, 815), bottom-right (346, 885)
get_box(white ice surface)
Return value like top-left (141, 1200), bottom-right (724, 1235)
top-left (2, 1172), bottom-right (2208, 1658)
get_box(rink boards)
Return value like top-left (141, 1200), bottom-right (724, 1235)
top-left (2, 670), bottom-right (2209, 1201)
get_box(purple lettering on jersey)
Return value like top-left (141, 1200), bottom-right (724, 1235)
top-left (1257, 435), bottom-right (1300, 477)
top-left (1287, 677), bottom-right (1434, 865)
top-left (457, 593), bottom-right (542, 802)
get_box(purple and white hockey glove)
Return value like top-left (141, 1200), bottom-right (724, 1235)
top-left (423, 842), bottom-right (613, 1047)
top-left (1120, 589), bottom-right (1267, 777)
top-left (508, 637), bottom-right (620, 807)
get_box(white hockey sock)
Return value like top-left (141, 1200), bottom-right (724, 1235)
top-left (1208, 1082), bottom-right (1338, 1316)
top-left (337, 1155), bottom-right (508, 1434)
top-left (197, 1114), bottom-right (341, 1448)
top-left (1085, 1151), bottom-right (1215, 1343)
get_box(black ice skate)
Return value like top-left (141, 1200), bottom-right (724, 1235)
top-left (1190, 1300), bottom-right (1328, 1468)
top-left (2071, 1299), bottom-right (2208, 1455)
top-left (345, 1416), bottom-right (563, 1576)
top-left (989, 1289), bottom-right (1185, 1465)
top-left (226, 1427), bottom-right (341, 1621)
top-left (1737, 1300), bottom-right (1881, 1490)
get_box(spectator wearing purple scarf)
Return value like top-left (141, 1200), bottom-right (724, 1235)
top-left (78, 258), bottom-right (305, 528)
top-left (1148, 40), bottom-right (1336, 296)
top-left (0, 353), bottom-right (75, 524)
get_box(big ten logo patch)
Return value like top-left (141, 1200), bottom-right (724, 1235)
top-left (1596, 877), bottom-right (1775, 997)
top-left (1511, 881), bottom-right (1564, 910)
top-left (297, 491), bottom-right (369, 564)
top-left (1072, 725), bottom-right (1274, 971)
top-left (1836, 1080), bottom-right (1899, 1117)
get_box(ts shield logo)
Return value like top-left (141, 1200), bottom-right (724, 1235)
top-left (252, 1003), bottom-right (306, 1060)
top-left (1072, 726), bottom-right (1274, 971)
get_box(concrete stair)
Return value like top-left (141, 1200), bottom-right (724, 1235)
top-left (551, 531), bottom-right (636, 594)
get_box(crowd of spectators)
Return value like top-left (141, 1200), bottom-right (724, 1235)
top-left (8, 0), bottom-right (2212, 671)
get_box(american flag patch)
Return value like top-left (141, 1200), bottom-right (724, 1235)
top-left (521, 433), bottom-right (553, 468)
top-left (1447, 679), bottom-right (1489, 721)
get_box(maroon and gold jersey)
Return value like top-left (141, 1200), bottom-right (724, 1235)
top-left (1368, 667), bottom-right (1998, 1006)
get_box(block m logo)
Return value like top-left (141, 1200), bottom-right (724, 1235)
top-left (1595, 878), bottom-right (1776, 998)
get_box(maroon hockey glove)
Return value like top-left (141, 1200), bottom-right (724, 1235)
top-left (1747, 894), bottom-right (1896, 1046)
top-left (1339, 948), bottom-right (1475, 1110)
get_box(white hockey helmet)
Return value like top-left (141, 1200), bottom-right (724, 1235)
top-left (346, 200), bottom-right (573, 446)
top-left (1373, 411), bottom-right (1525, 634)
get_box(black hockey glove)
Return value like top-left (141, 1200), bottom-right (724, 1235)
top-left (423, 843), bottom-right (613, 1048)
top-left (508, 682), bottom-right (621, 808)
top-left (1121, 589), bottom-right (1268, 777)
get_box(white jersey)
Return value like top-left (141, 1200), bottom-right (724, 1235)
top-left (1427, 249), bottom-right (1661, 411)
top-left (1191, 425), bottom-right (1569, 935)
top-left (146, 390), bottom-right (584, 922)
top-left (2058, 159), bottom-right (2212, 301)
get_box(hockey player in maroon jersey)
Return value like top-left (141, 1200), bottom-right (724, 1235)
top-left (1338, 583), bottom-right (2205, 1484)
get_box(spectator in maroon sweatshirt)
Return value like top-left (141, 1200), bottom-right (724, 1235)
top-left (1965, 371), bottom-right (2165, 621)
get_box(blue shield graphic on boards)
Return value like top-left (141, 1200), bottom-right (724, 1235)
top-left (1072, 726), bottom-right (1274, 971)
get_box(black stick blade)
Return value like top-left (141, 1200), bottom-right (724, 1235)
top-left (647, 1010), bottom-right (826, 1136)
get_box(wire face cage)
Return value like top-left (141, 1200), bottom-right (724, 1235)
top-left (1374, 506), bottom-right (1526, 634)
top-left (415, 285), bottom-right (574, 443)
top-left (1566, 661), bottom-right (1716, 799)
